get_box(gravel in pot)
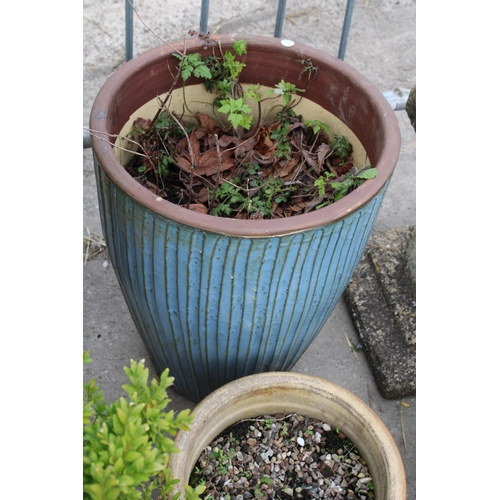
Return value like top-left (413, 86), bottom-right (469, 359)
top-left (190, 412), bottom-right (375, 500)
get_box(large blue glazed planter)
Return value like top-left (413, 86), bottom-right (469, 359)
top-left (90, 34), bottom-right (401, 402)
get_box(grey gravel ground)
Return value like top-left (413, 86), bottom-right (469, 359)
top-left (83, 1), bottom-right (416, 498)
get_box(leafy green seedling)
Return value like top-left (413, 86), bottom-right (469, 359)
top-left (296, 57), bottom-right (319, 80)
top-left (304, 119), bottom-right (333, 137)
top-left (231, 39), bottom-right (247, 56)
top-left (268, 79), bottom-right (305, 106)
top-left (314, 167), bottom-right (378, 208)
top-left (270, 122), bottom-right (292, 159)
top-left (217, 98), bottom-right (253, 130)
top-left (223, 51), bottom-right (246, 80)
top-left (245, 84), bottom-right (263, 103)
top-left (173, 52), bottom-right (212, 81)
top-left (330, 133), bottom-right (352, 162)
top-left (211, 180), bottom-right (247, 217)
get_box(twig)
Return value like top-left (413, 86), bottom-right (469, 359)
top-left (86, 129), bottom-right (153, 162)
top-left (125, 0), bottom-right (184, 54)
top-left (148, 40), bottom-right (187, 131)
top-left (162, 107), bottom-right (198, 208)
top-left (83, 228), bottom-right (107, 264)
top-left (83, 14), bottom-right (113, 37)
top-left (344, 332), bottom-right (359, 359)
top-left (366, 382), bottom-right (373, 409)
top-left (400, 402), bottom-right (407, 452)
top-left (285, 10), bottom-right (310, 20)
top-left (208, 134), bottom-right (222, 213)
top-left (237, 413), bottom-right (295, 424)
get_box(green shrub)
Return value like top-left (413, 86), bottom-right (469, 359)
top-left (83, 352), bottom-right (204, 500)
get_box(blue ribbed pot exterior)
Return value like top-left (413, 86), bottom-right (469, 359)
top-left (94, 157), bottom-right (388, 401)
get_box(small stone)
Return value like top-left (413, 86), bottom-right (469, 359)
top-left (322, 423), bottom-right (331, 431)
top-left (297, 436), bottom-right (305, 447)
top-left (358, 477), bottom-right (372, 484)
top-left (247, 438), bottom-right (257, 446)
top-left (283, 488), bottom-right (294, 496)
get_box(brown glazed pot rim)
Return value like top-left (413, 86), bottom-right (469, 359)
top-left (90, 34), bottom-right (401, 237)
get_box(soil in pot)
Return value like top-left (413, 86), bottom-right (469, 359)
top-left (119, 37), bottom-right (377, 220)
top-left (189, 412), bottom-right (375, 500)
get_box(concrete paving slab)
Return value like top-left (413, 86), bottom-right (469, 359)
top-left (344, 226), bottom-right (416, 399)
top-left (83, 0), bottom-right (416, 497)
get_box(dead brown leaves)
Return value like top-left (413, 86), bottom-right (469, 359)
top-left (126, 111), bottom-right (354, 219)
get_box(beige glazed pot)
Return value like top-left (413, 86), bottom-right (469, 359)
top-left (170, 372), bottom-right (406, 499)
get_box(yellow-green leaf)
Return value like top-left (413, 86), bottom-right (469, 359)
top-left (85, 483), bottom-right (103, 498)
top-left (114, 457), bottom-right (124, 473)
top-left (104, 487), bottom-right (121, 500)
top-left (112, 414), bottom-right (124, 435)
top-left (134, 455), bottom-right (145, 472)
top-left (116, 406), bottom-right (128, 426)
top-left (123, 451), bottom-right (142, 462)
top-left (118, 474), bottom-right (135, 487)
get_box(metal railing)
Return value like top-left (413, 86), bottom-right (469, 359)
top-left (125, 0), bottom-right (355, 62)
top-left (83, 0), bottom-right (409, 148)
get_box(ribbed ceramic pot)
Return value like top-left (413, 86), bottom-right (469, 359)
top-left (89, 34), bottom-right (401, 402)
top-left (170, 372), bottom-right (406, 499)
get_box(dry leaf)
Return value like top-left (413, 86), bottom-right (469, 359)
top-left (175, 131), bottom-right (234, 175)
top-left (276, 156), bottom-right (299, 178)
top-left (316, 143), bottom-right (331, 168)
top-left (188, 203), bottom-right (208, 214)
top-left (196, 112), bottom-right (219, 134)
